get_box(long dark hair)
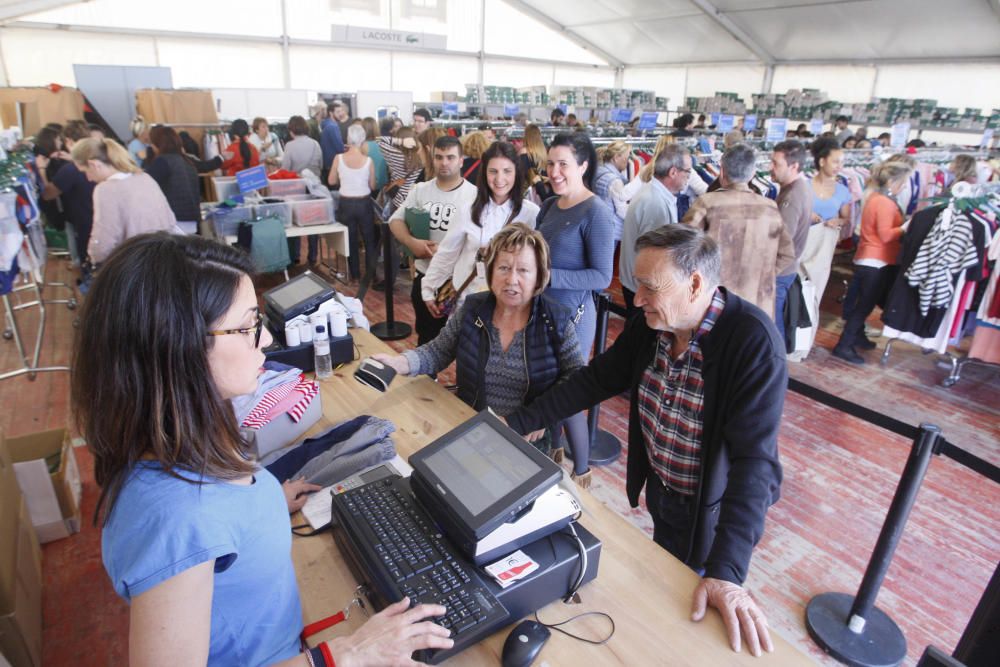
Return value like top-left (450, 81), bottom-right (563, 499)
top-left (229, 118), bottom-right (252, 169)
top-left (549, 132), bottom-right (597, 191)
top-left (811, 136), bottom-right (841, 170)
top-left (71, 233), bottom-right (258, 525)
top-left (472, 141), bottom-right (525, 228)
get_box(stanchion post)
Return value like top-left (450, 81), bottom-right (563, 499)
top-left (584, 292), bottom-right (620, 466)
top-left (370, 224), bottom-right (412, 341)
top-left (806, 423), bottom-right (943, 667)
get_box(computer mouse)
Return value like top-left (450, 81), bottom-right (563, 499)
top-left (501, 620), bottom-right (551, 667)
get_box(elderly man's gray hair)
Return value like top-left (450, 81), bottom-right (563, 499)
top-left (635, 225), bottom-right (721, 287)
top-left (653, 144), bottom-right (690, 179)
top-left (721, 142), bottom-right (756, 184)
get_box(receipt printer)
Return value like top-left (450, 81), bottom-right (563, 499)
top-left (354, 358), bottom-right (396, 392)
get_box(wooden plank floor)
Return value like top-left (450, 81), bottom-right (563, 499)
top-left (5, 250), bottom-right (997, 666)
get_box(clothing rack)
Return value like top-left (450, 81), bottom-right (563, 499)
top-left (879, 183), bottom-right (1000, 386)
top-left (0, 167), bottom-right (73, 382)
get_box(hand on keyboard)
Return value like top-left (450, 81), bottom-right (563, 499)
top-left (324, 597), bottom-right (453, 665)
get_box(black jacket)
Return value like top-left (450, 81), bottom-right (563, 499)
top-left (456, 291), bottom-right (573, 433)
top-left (508, 289), bottom-right (785, 584)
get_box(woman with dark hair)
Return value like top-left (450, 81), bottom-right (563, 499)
top-left (533, 132), bottom-right (613, 483)
top-left (372, 224), bottom-right (590, 485)
top-left (145, 126), bottom-right (201, 233)
top-left (421, 141), bottom-right (539, 313)
top-left (32, 126), bottom-right (70, 231)
top-left (800, 136), bottom-right (853, 316)
top-left (35, 122), bottom-right (94, 264)
top-left (72, 232), bottom-right (452, 666)
top-left (220, 118), bottom-right (260, 176)
top-left (280, 115), bottom-right (322, 176)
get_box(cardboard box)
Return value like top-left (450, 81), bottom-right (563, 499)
top-left (0, 499), bottom-right (42, 667)
top-left (5, 429), bottom-right (81, 544)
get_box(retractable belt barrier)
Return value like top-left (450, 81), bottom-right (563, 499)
top-left (787, 377), bottom-right (999, 667)
top-left (787, 378), bottom-right (1000, 485)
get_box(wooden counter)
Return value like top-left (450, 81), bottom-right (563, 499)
top-left (292, 330), bottom-right (813, 665)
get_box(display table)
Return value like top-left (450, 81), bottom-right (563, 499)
top-left (225, 222), bottom-right (350, 259)
top-left (291, 329), bottom-right (812, 665)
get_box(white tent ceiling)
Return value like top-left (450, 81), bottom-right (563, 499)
top-left (511, 0), bottom-right (1000, 66)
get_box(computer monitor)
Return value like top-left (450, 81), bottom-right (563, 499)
top-left (409, 411), bottom-right (562, 542)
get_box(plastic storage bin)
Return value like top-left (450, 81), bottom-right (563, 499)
top-left (212, 177), bottom-right (240, 202)
top-left (284, 195), bottom-right (334, 226)
top-left (205, 203), bottom-right (254, 238)
top-left (267, 178), bottom-right (307, 197)
top-left (255, 200), bottom-right (294, 228)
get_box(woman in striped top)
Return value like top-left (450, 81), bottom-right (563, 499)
top-left (376, 126), bottom-right (423, 210)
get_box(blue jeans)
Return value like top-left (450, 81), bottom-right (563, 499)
top-left (774, 273), bottom-right (797, 346)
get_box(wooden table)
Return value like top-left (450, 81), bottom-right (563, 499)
top-left (292, 330), bottom-right (813, 665)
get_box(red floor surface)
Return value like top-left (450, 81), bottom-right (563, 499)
top-left (3, 251), bottom-right (997, 667)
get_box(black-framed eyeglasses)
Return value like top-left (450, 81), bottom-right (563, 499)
top-left (206, 312), bottom-right (264, 348)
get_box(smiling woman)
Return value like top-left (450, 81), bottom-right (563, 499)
top-left (421, 141), bottom-right (539, 312)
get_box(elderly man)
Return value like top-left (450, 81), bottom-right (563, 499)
top-left (506, 225), bottom-right (784, 657)
top-left (618, 144), bottom-right (692, 318)
top-left (682, 143), bottom-right (794, 319)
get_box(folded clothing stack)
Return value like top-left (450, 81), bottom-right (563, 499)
top-left (233, 361), bottom-right (322, 458)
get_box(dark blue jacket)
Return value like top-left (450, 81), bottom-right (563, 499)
top-left (508, 289), bottom-right (785, 585)
top-left (319, 118), bottom-right (345, 170)
top-left (456, 291), bottom-right (573, 430)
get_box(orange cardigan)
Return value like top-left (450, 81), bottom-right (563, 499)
top-left (855, 193), bottom-right (904, 265)
top-left (220, 138), bottom-right (260, 177)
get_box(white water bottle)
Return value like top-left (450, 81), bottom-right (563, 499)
top-left (313, 324), bottom-right (332, 380)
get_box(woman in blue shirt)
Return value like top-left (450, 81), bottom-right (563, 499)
top-left (535, 132), bottom-right (615, 487)
top-left (71, 233), bottom-right (451, 666)
top-left (798, 137), bottom-right (853, 353)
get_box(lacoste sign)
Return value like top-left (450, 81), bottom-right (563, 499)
top-left (332, 24), bottom-right (447, 50)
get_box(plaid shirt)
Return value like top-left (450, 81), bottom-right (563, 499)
top-left (637, 289), bottom-right (726, 495)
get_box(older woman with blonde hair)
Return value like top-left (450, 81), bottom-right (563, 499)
top-left (372, 223), bottom-right (592, 486)
top-left (832, 159), bottom-right (914, 364)
top-left (460, 130), bottom-right (492, 183)
top-left (249, 116), bottom-right (284, 168)
top-left (593, 140), bottom-right (631, 240)
top-left (71, 137), bottom-right (176, 264)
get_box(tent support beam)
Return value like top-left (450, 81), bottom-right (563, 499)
top-left (0, 0), bottom-right (87, 24)
top-left (5, 20), bottom-right (617, 71)
top-left (762, 65), bottom-right (774, 95)
top-left (688, 0), bottom-right (775, 65)
top-left (501, 0), bottom-right (624, 68)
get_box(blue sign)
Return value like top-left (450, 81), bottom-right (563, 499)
top-left (504, 104), bottom-right (519, 117)
top-left (614, 108), bottom-right (633, 123)
top-left (711, 113), bottom-right (721, 127)
top-left (236, 165), bottom-right (268, 195)
top-left (638, 112), bottom-right (659, 130)
top-left (442, 102), bottom-right (459, 116)
top-left (766, 118), bottom-right (788, 143)
top-left (743, 114), bottom-right (757, 131)
top-left (557, 104), bottom-right (568, 113)
top-left (717, 114), bottom-right (735, 133)
top-left (809, 118), bottom-right (824, 135)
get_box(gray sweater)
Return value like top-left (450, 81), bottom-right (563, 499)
top-left (401, 301), bottom-right (584, 417)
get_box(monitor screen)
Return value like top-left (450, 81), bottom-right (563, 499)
top-left (421, 421), bottom-right (541, 516)
top-left (268, 275), bottom-right (330, 311)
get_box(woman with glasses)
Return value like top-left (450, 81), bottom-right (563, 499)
top-left (72, 232), bottom-right (452, 667)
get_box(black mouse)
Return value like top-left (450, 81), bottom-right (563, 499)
top-left (501, 620), bottom-right (551, 667)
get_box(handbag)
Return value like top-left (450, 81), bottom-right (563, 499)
top-left (434, 269), bottom-right (479, 318)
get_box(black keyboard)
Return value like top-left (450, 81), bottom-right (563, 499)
top-left (330, 477), bottom-right (510, 663)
